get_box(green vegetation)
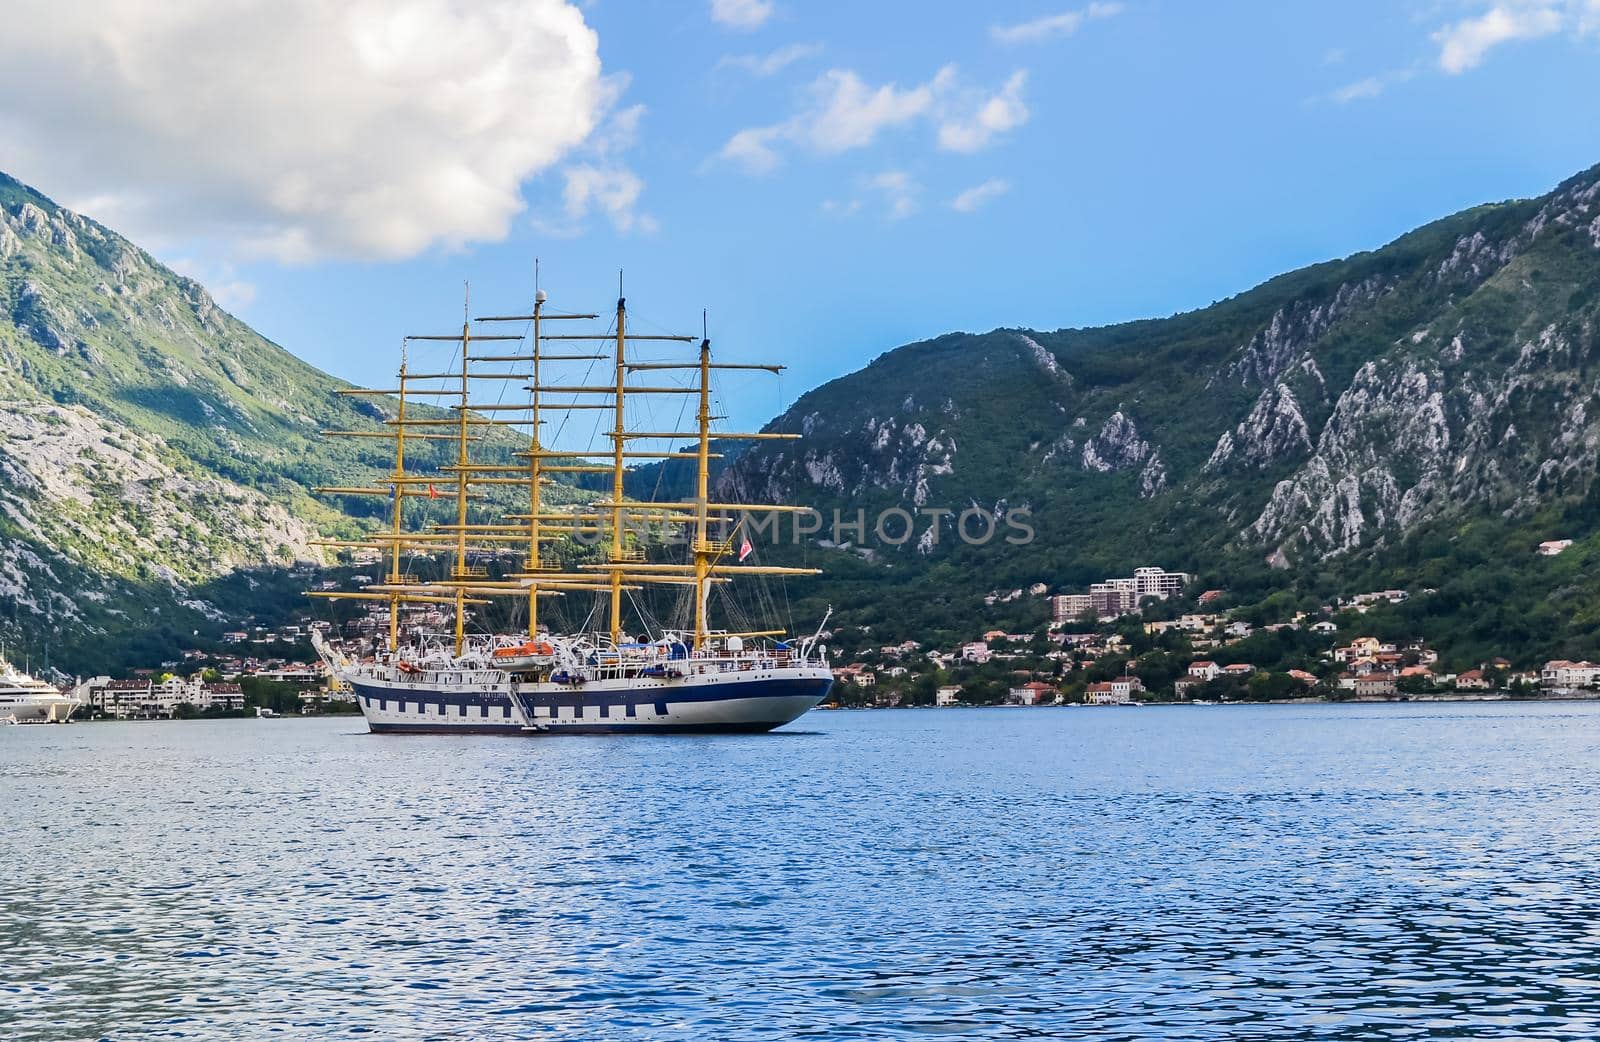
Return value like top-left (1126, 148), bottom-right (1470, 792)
top-left (7, 162), bottom-right (1600, 677)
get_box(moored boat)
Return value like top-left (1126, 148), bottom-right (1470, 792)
top-left (0, 659), bottom-right (80, 723)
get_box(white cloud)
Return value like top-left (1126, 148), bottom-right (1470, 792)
top-left (1433, 3), bottom-right (1567, 72)
top-left (991, 2), bottom-right (1123, 44)
top-left (820, 172), bottom-right (921, 220)
top-left (804, 68), bottom-right (948, 153)
top-left (534, 99), bottom-right (658, 235)
top-left (868, 171), bottom-right (919, 220)
top-left (169, 257), bottom-right (257, 311)
top-left (717, 42), bottom-right (823, 76)
top-left (711, 0), bottom-right (774, 30)
top-left (948, 178), bottom-right (1011, 213)
top-left (717, 65), bottom-right (1028, 172)
top-left (938, 71), bottom-right (1029, 153)
top-left (0, 1), bottom-right (606, 263)
top-left (1331, 76), bottom-right (1387, 103)
top-left (559, 166), bottom-right (658, 234)
top-left (719, 126), bottom-right (787, 174)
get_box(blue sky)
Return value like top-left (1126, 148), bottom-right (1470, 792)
top-left (4, 1), bottom-right (1599, 432)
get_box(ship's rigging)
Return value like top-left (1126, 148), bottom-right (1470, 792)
top-left (308, 278), bottom-right (816, 655)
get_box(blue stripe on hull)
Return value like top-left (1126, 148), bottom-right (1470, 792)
top-left (366, 720), bottom-right (793, 735)
top-left (352, 676), bottom-right (832, 736)
top-left (350, 677), bottom-right (831, 708)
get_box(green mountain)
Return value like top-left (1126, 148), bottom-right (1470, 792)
top-left (715, 162), bottom-right (1600, 670)
top-left (7, 161), bottom-right (1600, 676)
top-left (0, 172), bottom-right (444, 673)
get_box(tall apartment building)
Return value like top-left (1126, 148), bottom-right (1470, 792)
top-left (1054, 567), bottom-right (1193, 620)
top-left (1050, 594), bottom-right (1094, 622)
top-left (1132, 566), bottom-right (1190, 600)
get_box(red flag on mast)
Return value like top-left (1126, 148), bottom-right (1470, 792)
top-left (738, 534), bottom-right (753, 562)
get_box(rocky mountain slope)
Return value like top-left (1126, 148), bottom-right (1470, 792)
top-left (7, 160), bottom-right (1600, 674)
top-left (715, 162), bottom-right (1600, 666)
top-left (0, 172), bottom-right (429, 671)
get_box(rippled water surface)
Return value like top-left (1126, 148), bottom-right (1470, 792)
top-left (6, 703), bottom-right (1600, 1039)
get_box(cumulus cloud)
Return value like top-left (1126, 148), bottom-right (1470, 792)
top-left (948, 179), bottom-right (1011, 213)
top-left (938, 72), bottom-right (1029, 153)
top-left (169, 258), bottom-right (258, 311)
top-left (0, 0), bottom-right (607, 262)
top-left (711, 0), bottom-right (775, 30)
top-left (804, 69), bottom-right (949, 153)
top-left (533, 99), bottom-right (658, 236)
top-left (717, 65), bottom-right (1028, 172)
top-left (559, 166), bottom-right (658, 235)
top-left (1330, 76), bottom-right (1387, 103)
top-left (1432, 2), bottom-right (1573, 72)
top-left (868, 171), bottom-right (920, 220)
top-left (717, 42), bottom-right (823, 76)
top-left (719, 126), bottom-right (788, 175)
top-left (991, 2), bottom-right (1123, 44)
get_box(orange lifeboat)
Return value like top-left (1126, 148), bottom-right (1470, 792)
top-left (492, 641), bottom-right (556, 669)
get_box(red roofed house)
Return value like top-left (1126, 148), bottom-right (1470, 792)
top-left (1008, 681), bottom-right (1059, 706)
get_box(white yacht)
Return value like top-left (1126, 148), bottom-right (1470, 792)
top-left (0, 659), bottom-right (80, 723)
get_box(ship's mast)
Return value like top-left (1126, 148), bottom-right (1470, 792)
top-left (454, 290), bottom-right (472, 654)
top-left (527, 289), bottom-right (543, 637)
top-left (609, 292), bottom-right (627, 644)
top-left (311, 272), bottom-right (821, 655)
top-left (692, 334), bottom-right (712, 647)
top-left (389, 348), bottom-right (407, 653)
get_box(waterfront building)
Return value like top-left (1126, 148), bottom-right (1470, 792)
top-left (1354, 673), bottom-right (1398, 696)
top-left (935, 685), bottom-right (961, 707)
top-left (1085, 682), bottom-right (1129, 705)
top-left (1541, 660), bottom-right (1600, 689)
top-left (1007, 681), bottom-right (1057, 706)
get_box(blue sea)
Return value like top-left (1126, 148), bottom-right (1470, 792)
top-left (5, 703), bottom-right (1600, 1040)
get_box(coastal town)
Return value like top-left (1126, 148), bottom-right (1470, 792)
top-left (815, 565), bottom-right (1600, 708)
top-left (64, 619), bottom-right (353, 719)
top-left (22, 558), bottom-right (1600, 721)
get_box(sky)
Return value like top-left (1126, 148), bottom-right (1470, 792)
top-left (1, 0), bottom-right (1599, 432)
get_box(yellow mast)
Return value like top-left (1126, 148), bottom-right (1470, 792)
top-left (389, 351), bottom-right (407, 653)
top-left (527, 290), bottom-right (543, 638)
top-left (693, 335), bottom-right (712, 648)
top-left (609, 292), bottom-right (627, 644)
top-left (314, 276), bottom-right (817, 657)
top-left (454, 296), bottom-right (471, 654)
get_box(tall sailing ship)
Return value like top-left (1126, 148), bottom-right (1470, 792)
top-left (309, 278), bottom-right (833, 734)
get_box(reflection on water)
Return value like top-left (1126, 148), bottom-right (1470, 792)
top-left (5, 703), bottom-right (1600, 1039)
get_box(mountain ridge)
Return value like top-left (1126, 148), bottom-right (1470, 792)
top-left (705, 160), bottom-right (1600, 668)
top-left (6, 162), bottom-right (1600, 673)
top-left (0, 170), bottom-right (414, 671)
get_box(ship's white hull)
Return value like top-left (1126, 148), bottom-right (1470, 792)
top-left (344, 664), bottom-right (834, 734)
top-left (0, 694), bottom-right (80, 724)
